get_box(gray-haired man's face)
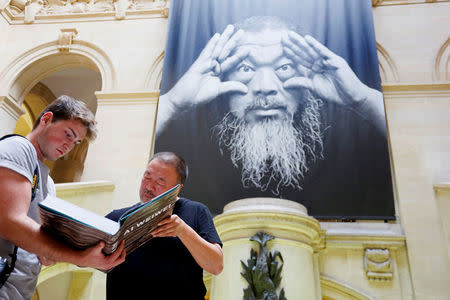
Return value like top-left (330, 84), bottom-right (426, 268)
top-left (216, 27), bottom-right (323, 194)
top-left (224, 28), bottom-right (303, 124)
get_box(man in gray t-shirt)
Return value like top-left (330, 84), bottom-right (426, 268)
top-left (0, 95), bottom-right (126, 300)
top-left (0, 136), bottom-right (55, 299)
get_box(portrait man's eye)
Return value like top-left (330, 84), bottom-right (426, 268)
top-left (275, 63), bottom-right (296, 80)
top-left (238, 64), bottom-right (254, 73)
top-left (232, 63), bottom-right (255, 82)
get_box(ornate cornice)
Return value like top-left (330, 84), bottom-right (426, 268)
top-left (373, 0), bottom-right (449, 6)
top-left (0, 94), bottom-right (25, 119)
top-left (55, 180), bottom-right (115, 197)
top-left (433, 182), bottom-right (450, 192)
top-left (1, 0), bottom-right (169, 24)
top-left (382, 83), bottom-right (450, 98)
top-left (95, 90), bottom-right (160, 105)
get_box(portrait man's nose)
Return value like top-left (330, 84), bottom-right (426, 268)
top-left (252, 68), bottom-right (279, 97)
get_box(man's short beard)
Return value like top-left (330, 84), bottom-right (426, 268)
top-left (214, 92), bottom-right (323, 195)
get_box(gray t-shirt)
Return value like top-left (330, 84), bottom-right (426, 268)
top-left (0, 136), bottom-right (55, 300)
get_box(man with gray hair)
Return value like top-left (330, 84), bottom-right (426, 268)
top-left (0, 95), bottom-right (126, 300)
top-left (106, 152), bottom-right (223, 299)
top-left (156, 16), bottom-right (394, 219)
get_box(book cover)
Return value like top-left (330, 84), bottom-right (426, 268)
top-left (38, 184), bottom-right (181, 256)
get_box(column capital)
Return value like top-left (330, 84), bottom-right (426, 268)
top-left (214, 198), bottom-right (325, 251)
top-left (95, 90), bottom-right (160, 106)
top-left (0, 95), bottom-right (25, 120)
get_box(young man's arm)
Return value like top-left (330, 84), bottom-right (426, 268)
top-left (0, 167), bottom-right (126, 270)
top-left (152, 214), bottom-right (224, 275)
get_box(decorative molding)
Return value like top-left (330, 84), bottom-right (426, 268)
top-left (145, 51), bottom-right (164, 90)
top-left (364, 248), bottom-right (393, 281)
top-left (0, 95), bottom-right (25, 119)
top-left (0, 40), bottom-right (116, 100)
top-left (2, 0), bottom-right (169, 24)
top-left (373, 0), bottom-right (449, 6)
top-left (325, 235), bottom-right (406, 250)
top-left (321, 221), bottom-right (403, 236)
top-left (322, 221), bottom-right (406, 250)
top-left (377, 42), bottom-right (399, 83)
top-left (38, 263), bottom-right (85, 285)
top-left (433, 37), bottom-right (450, 81)
top-left (55, 180), bottom-right (115, 197)
top-left (95, 90), bottom-right (159, 105)
top-left (0, 0), bottom-right (11, 11)
top-left (114, 0), bottom-right (129, 19)
top-left (382, 83), bottom-right (450, 98)
top-left (320, 276), bottom-right (374, 300)
top-left (433, 182), bottom-right (450, 191)
top-left (58, 28), bottom-right (78, 52)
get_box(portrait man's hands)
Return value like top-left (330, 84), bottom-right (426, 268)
top-left (282, 31), bottom-right (372, 106)
top-left (165, 25), bottom-right (249, 109)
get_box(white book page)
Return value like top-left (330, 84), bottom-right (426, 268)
top-left (39, 195), bottom-right (120, 235)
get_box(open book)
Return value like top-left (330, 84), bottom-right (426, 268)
top-left (38, 184), bottom-right (181, 256)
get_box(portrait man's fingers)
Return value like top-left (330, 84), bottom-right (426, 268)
top-left (286, 31), bottom-right (318, 62)
top-left (283, 77), bottom-right (313, 90)
top-left (304, 35), bottom-right (335, 59)
top-left (211, 25), bottom-right (235, 60)
top-left (320, 59), bottom-right (338, 70)
top-left (220, 47), bottom-right (250, 72)
top-left (219, 81), bottom-right (248, 96)
top-left (197, 33), bottom-right (221, 62)
top-left (283, 46), bottom-right (313, 69)
top-left (218, 29), bottom-right (243, 62)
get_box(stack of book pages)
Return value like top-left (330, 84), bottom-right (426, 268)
top-left (39, 184), bottom-right (181, 255)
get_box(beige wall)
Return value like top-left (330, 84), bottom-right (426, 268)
top-left (372, 3), bottom-right (450, 299)
top-left (373, 2), bottom-right (449, 84)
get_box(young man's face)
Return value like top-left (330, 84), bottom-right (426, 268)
top-left (139, 159), bottom-right (179, 203)
top-left (36, 114), bottom-right (87, 161)
top-left (224, 28), bottom-right (302, 124)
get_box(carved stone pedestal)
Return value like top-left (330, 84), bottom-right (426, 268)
top-left (209, 198), bottom-right (324, 300)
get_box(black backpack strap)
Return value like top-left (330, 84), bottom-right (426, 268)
top-left (0, 134), bottom-right (39, 202)
top-left (0, 134), bottom-right (23, 141)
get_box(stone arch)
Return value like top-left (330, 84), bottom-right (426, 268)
top-left (0, 38), bottom-right (113, 182)
top-left (376, 42), bottom-right (399, 84)
top-left (433, 37), bottom-right (450, 81)
top-left (321, 276), bottom-right (374, 300)
top-left (145, 51), bottom-right (165, 90)
top-left (0, 39), bottom-right (116, 104)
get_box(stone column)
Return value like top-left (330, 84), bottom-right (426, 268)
top-left (81, 91), bottom-right (159, 210)
top-left (0, 95), bottom-right (25, 137)
top-left (210, 198), bottom-right (324, 300)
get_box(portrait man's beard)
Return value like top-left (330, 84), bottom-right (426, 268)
top-left (214, 91), bottom-right (323, 195)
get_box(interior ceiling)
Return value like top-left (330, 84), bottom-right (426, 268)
top-left (39, 67), bottom-right (102, 114)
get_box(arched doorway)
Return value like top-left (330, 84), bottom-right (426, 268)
top-left (0, 39), bottom-right (115, 182)
top-left (13, 66), bottom-right (101, 182)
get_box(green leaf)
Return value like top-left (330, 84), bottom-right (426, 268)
top-left (243, 287), bottom-right (255, 300)
top-left (279, 288), bottom-right (287, 300)
top-left (250, 231), bottom-right (275, 247)
top-left (272, 250), bottom-right (284, 263)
